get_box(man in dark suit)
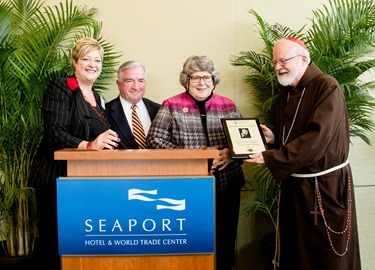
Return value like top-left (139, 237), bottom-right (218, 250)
top-left (106, 61), bottom-right (160, 149)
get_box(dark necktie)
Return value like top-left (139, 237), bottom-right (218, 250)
top-left (131, 104), bottom-right (147, 149)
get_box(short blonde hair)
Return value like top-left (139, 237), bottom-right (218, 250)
top-left (72, 37), bottom-right (104, 64)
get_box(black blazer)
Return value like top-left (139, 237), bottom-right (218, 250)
top-left (41, 77), bottom-right (106, 151)
top-left (30, 76), bottom-right (107, 189)
top-left (105, 97), bottom-right (160, 149)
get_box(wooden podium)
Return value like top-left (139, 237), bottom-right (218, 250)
top-left (54, 148), bottom-right (218, 270)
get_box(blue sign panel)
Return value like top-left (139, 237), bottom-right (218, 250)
top-left (57, 176), bottom-right (215, 255)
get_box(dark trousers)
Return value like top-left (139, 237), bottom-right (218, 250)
top-left (215, 185), bottom-right (241, 270)
top-left (33, 184), bottom-right (61, 270)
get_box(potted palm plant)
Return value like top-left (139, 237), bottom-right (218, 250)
top-left (232, 0), bottom-right (375, 268)
top-left (0, 0), bottom-right (120, 265)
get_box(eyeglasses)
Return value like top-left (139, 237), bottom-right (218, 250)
top-left (188, 75), bottom-right (213, 83)
top-left (272, 55), bottom-right (301, 66)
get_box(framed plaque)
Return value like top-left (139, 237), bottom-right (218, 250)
top-left (221, 118), bottom-right (268, 159)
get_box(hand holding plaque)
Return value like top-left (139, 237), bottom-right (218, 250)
top-left (221, 118), bottom-right (268, 159)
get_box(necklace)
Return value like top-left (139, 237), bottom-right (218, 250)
top-left (81, 89), bottom-right (96, 105)
top-left (91, 104), bottom-right (110, 128)
top-left (282, 87), bottom-right (306, 145)
top-left (81, 89), bottom-right (110, 129)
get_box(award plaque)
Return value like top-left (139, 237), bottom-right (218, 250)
top-left (221, 118), bottom-right (268, 159)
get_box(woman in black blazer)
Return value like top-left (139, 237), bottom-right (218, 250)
top-left (29, 37), bottom-right (120, 270)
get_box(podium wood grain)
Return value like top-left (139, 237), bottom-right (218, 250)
top-left (54, 148), bottom-right (218, 270)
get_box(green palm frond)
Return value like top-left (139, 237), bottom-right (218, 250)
top-left (231, 10), bottom-right (308, 129)
top-left (0, 2), bottom-right (12, 46)
top-left (240, 166), bottom-right (278, 229)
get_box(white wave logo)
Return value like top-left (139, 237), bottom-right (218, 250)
top-left (128, 189), bottom-right (186, 211)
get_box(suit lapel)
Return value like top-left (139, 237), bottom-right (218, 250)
top-left (109, 98), bottom-right (137, 148)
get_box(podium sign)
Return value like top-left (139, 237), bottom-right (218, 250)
top-left (57, 176), bottom-right (215, 256)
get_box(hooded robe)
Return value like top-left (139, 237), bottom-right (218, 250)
top-left (263, 63), bottom-right (361, 270)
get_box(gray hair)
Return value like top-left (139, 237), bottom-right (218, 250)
top-left (295, 44), bottom-right (310, 63)
top-left (117, 61), bottom-right (147, 81)
top-left (179, 55), bottom-right (220, 87)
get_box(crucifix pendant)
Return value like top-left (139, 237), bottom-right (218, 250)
top-left (310, 206), bottom-right (321, 226)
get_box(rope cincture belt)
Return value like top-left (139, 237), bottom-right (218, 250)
top-left (272, 159), bottom-right (351, 269)
top-left (291, 159), bottom-right (349, 178)
top-left (289, 158), bottom-right (352, 258)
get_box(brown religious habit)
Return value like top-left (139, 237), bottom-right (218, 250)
top-left (262, 63), bottom-right (361, 270)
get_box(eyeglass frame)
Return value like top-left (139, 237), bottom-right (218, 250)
top-left (272, 55), bottom-right (302, 66)
top-left (188, 75), bottom-right (213, 83)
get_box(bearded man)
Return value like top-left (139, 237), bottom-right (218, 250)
top-left (245, 37), bottom-right (361, 270)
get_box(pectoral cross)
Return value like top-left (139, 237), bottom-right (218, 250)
top-left (310, 206), bottom-right (321, 226)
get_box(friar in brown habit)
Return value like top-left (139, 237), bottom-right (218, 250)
top-left (245, 37), bottom-right (361, 270)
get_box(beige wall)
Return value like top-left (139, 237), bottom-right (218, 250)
top-left (47, 0), bottom-right (374, 269)
top-left (69, 0), bottom-right (336, 115)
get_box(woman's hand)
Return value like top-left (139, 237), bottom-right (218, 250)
top-left (211, 148), bottom-right (232, 172)
top-left (86, 129), bottom-right (120, 150)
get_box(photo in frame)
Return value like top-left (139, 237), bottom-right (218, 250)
top-left (221, 118), bottom-right (268, 159)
